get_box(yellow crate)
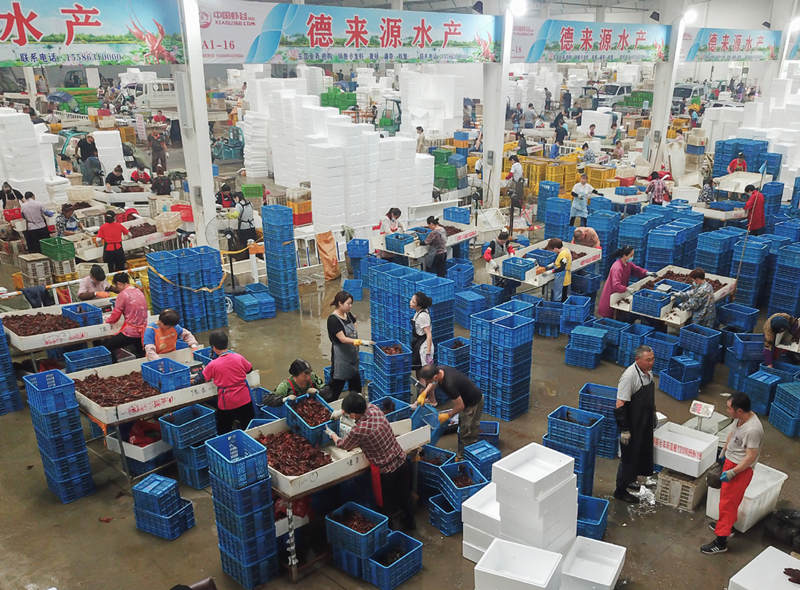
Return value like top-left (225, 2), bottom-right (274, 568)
top-left (628, 127), bottom-right (637, 137)
top-left (667, 129), bottom-right (677, 139)
top-left (453, 139), bottom-right (470, 148)
top-left (605, 178), bottom-right (620, 188)
top-left (53, 272), bottom-right (78, 283)
top-left (126, 257), bottom-right (147, 270)
top-left (467, 156), bottom-right (479, 172)
top-left (558, 152), bottom-right (580, 163)
top-left (289, 200), bottom-right (312, 214)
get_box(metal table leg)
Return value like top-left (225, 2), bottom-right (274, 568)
top-left (286, 502), bottom-right (299, 582)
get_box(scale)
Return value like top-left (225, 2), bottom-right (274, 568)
top-left (689, 400), bottom-right (716, 431)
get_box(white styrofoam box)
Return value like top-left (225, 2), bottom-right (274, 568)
top-left (499, 496), bottom-right (577, 548)
top-left (545, 527), bottom-right (576, 555)
top-left (463, 540), bottom-right (485, 564)
top-left (500, 473), bottom-right (577, 524)
top-left (475, 539), bottom-right (562, 590)
top-left (560, 537), bottom-right (626, 590)
top-left (492, 442), bottom-right (574, 502)
top-left (731, 546), bottom-right (800, 590)
top-left (653, 422), bottom-right (717, 477)
top-left (461, 482), bottom-right (501, 536)
top-left (464, 523), bottom-right (496, 552)
top-left (706, 463), bottom-right (788, 533)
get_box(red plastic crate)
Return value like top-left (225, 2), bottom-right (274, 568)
top-left (170, 204), bottom-right (194, 222)
top-left (3, 208), bottom-right (21, 221)
top-left (615, 176), bottom-right (635, 187)
top-left (293, 212), bottom-right (312, 226)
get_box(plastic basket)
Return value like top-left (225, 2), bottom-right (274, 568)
top-left (768, 403), bottom-right (800, 437)
top-left (547, 406), bottom-right (604, 449)
top-left (364, 531), bottom-right (423, 590)
top-left (411, 404), bottom-right (448, 445)
top-left (159, 404), bottom-right (217, 449)
top-left (33, 427), bottom-right (86, 458)
top-left (325, 501), bottom-right (390, 558)
top-left (261, 204), bottom-right (292, 226)
top-left (417, 276), bottom-right (456, 301)
top-left (40, 237), bottom-right (76, 260)
top-left (39, 446), bottom-right (91, 480)
top-left (732, 333), bottom-right (765, 361)
top-left (679, 324), bottom-right (722, 355)
top-left (141, 358), bottom-right (191, 393)
top-left (439, 461), bottom-right (488, 509)
top-left (63, 346), bottom-right (112, 373)
top-left (218, 523), bottom-right (277, 564)
top-left (437, 337), bottom-right (471, 366)
top-left (667, 355), bottom-right (702, 382)
top-left (463, 440), bottom-right (501, 479)
top-left (174, 439), bottom-right (209, 470)
top-left (132, 474), bottom-right (181, 516)
top-left (774, 382), bottom-right (800, 417)
top-left (209, 471), bottom-right (272, 513)
top-left (658, 370), bottom-right (701, 401)
top-left (577, 495), bottom-right (609, 540)
top-left (45, 471), bottom-right (95, 504)
top-left (418, 444), bottom-right (456, 490)
top-left (347, 238), bottom-right (370, 259)
top-left (134, 498), bottom-right (195, 540)
top-left (205, 430), bottom-right (269, 490)
top-left (632, 289), bottom-right (671, 317)
top-left (564, 345), bottom-right (602, 369)
top-left (29, 406), bottom-right (81, 438)
top-left (502, 257), bottom-right (536, 281)
top-left (541, 433), bottom-right (595, 474)
top-left (61, 303), bottom-right (103, 327)
top-left (428, 494), bottom-right (462, 536)
top-left (477, 421), bottom-right (500, 446)
top-left (644, 331), bottom-right (681, 359)
top-left (373, 340), bottom-right (412, 375)
top-left (385, 233), bottom-right (415, 254)
top-left (443, 206), bottom-right (470, 224)
top-left (23, 370), bottom-right (76, 413)
top-left (332, 546), bottom-right (367, 579)
top-left (569, 326), bottom-right (608, 353)
top-left (285, 393), bottom-right (335, 446)
top-left (219, 544), bottom-right (279, 590)
top-left (490, 314), bottom-right (535, 348)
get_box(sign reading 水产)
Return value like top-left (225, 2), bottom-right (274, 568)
top-left (681, 27), bottom-right (782, 62)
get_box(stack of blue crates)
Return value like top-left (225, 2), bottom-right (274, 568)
top-left (591, 317), bottom-right (630, 364)
top-left (617, 324), bottom-right (654, 367)
top-left (537, 181), bottom-right (560, 222)
top-left (730, 240), bottom-right (769, 307)
top-left (764, 152), bottom-right (783, 178)
top-left (487, 304), bottom-right (534, 421)
top-left (644, 331), bottom-right (680, 374)
top-left (544, 197), bottom-right (573, 241)
top-left (774, 220), bottom-right (800, 242)
top-left (24, 370), bottom-right (94, 503)
top-left (769, 382), bottom-right (800, 438)
top-left (0, 317), bottom-right (22, 415)
top-left (464, 439), bottom-right (501, 480)
top-left (159, 404), bottom-right (217, 489)
top-left (618, 214), bottom-right (663, 267)
top-left (724, 332), bottom-right (765, 392)
top-left (793, 176), bottom-right (800, 209)
top-left (418, 276), bottom-right (456, 345)
top-left (712, 139), bottom-right (768, 177)
top-left (262, 205), bottom-right (299, 312)
top-left (768, 244), bottom-right (800, 316)
top-left (370, 339), bottom-right (411, 402)
top-left (469, 283), bottom-right (506, 307)
top-left (753, 234), bottom-right (791, 304)
top-left (587, 211), bottom-right (620, 274)
top-left (679, 323), bottom-right (722, 385)
top-left (196, 246), bottom-right (227, 331)
top-left (174, 249), bottom-right (208, 334)
top-left (762, 182), bottom-right (784, 219)
top-left (645, 227), bottom-right (683, 271)
top-left (370, 262), bottom-right (422, 344)
top-left (588, 195), bottom-right (613, 213)
top-left (565, 325), bottom-right (607, 370)
top-left (744, 370), bottom-right (782, 415)
top-left (244, 283), bottom-right (277, 318)
top-left (578, 383), bottom-right (619, 459)
top-left (206, 430), bottom-right (278, 589)
top-left (535, 300), bottom-right (562, 338)
top-left (133, 474), bottom-right (194, 540)
top-left (437, 337), bottom-right (470, 374)
top-left (571, 265), bottom-right (603, 298)
top-left (146, 251), bottom-right (181, 315)
top-left (454, 131), bottom-right (471, 156)
top-left (446, 258), bottom-right (474, 289)
top-left (545, 405), bottom-right (604, 495)
top-left (347, 238), bottom-right (370, 279)
top-left (454, 290), bottom-right (486, 329)
top-left (561, 295), bottom-right (593, 335)
top-left (428, 493), bottom-right (462, 536)
top-left (659, 355), bottom-right (702, 401)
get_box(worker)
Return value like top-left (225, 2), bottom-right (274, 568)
top-left (612, 140), bottom-right (625, 160)
top-left (523, 103), bottom-right (536, 128)
top-left (97, 210), bottom-right (130, 272)
top-left (743, 184), bottom-right (765, 235)
top-left (200, 330), bottom-right (255, 433)
top-left (327, 290), bottom-right (369, 400)
top-left (646, 172), bottom-right (670, 205)
top-left (378, 207), bottom-right (404, 235)
top-left (483, 231), bottom-right (518, 300)
top-left (573, 226), bottom-right (601, 250)
top-left (673, 268), bottom-right (717, 327)
top-left (701, 393), bottom-right (763, 555)
top-left (423, 216), bottom-right (447, 277)
top-left (762, 313), bottom-right (800, 367)
top-left (104, 165), bottom-right (125, 191)
top-left (214, 184), bottom-right (235, 209)
top-left (506, 155), bottom-right (524, 231)
top-left (699, 177), bottom-right (715, 203)
top-left (415, 364), bottom-right (484, 457)
top-left (78, 264), bottom-right (111, 301)
top-left (544, 88), bottom-right (552, 111)
top-left (610, 123), bottom-right (624, 144)
top-left (130, 163), bottom-right (151, 184)
top-left (511, 102), bottom-right (522, 132)
top-left (20, 191), bottom-right (54, 254)
top-left (55, 204), bottom-right (81, 237)
top-left (550, 138), bottom-right (563, 159)
top-left (727, 152), bottom-right (747, 174)
top-left (152, 110), bottom-right (167, 124)
top-left (262, 359), bottom-right (329, 406)
top-left (142, 308), bottom-right (200, 361)
top-left (570, 173), bottom-right (595, 227)
top-left (151, 166), bottom-right (171, 196)
top-left (598, 246), bottom-right (650, 318)
top-left (581, 142), bottom-right (597, 165)
top-left (546, 238), bottom-right (571, 302)
top-left (562, 89), bottom-right (572, 113)
top-left (0, 182), bottom-right (22, 209)
top-left (613, 344), bottom-right (657, 503)
top-left (233, 192), bottom-right (257, 249)
top-left (76, 134), bottom-right (98, 180)
top-left (326, 393), bottom-right (416, 531)
top-left (410, 291), bottom-right (434, 370)
top-left (517, 132), bottom-right (528, 156)
top-left (104, 272), bottom-right (147, 359)
top-left (148, 129), bottom-right (168, 172)
top-left (588, 123), bottom-right (596, 137)
top-left (415, 126), bottom-right (426, 153)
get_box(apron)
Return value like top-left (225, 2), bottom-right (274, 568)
top-left (551, 269), bottom-right (566, 301)
top-left (143, 323), bottom-right (178, 354)
top-left (619, 368), bottom-right (656, 476)
top-left (65, 216), bottom-right (79, 233)
top-left (332, 314), bottom-right (359, 381)
top-left (411, 310), bottom-right (433, 369)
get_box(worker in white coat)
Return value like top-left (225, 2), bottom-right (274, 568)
top-left (570, 173), bottom-right (599, 227)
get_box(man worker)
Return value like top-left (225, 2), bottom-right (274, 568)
top-left (215, 184), bottom-right (235, 208)
top-left (152, 110), bottom-right (167, 124)
top-left (148, 129), bottom-right (168, 172)
top-left (743, 184), bottom-right (765, 235)
top-left (701, 393), bottom-right (763, 555)
top-left (104, 165), bottom-right (125, 191)
top-left (613, 345), bottom-right (656, 503)
top-left (142, 308), bottom-right (200, 361)
top-left (327, 393), bottom-right (415, 531)
top-left (727, 152), bottom-right (747, 174)
top-left (544, 88), bottom-right (552, 111)
top-left (415, 126), bottom-right (426, 153)
top-left (77, 264), bottom-right (111, 301)
top-left (20, 192), bottom-right (54, 254)
top-left (76, 134), bottom-right (98, 180)
top-left (415, 364), bottom-right (484, 457)
top-left (523, 103), bottom-right (536, 128)
top-left (104, 272), bottom-right (147, 359)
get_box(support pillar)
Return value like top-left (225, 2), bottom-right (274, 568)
top-left (23, 67), bottom-right (36, 101)
top-left (391, 0), bottom-right (403, 10)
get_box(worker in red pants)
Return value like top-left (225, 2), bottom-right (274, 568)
top-left (701, 393), bottom-right (763, 555)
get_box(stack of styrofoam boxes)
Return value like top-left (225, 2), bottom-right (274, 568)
top-left (0, 317), bottom-right (22, 415)
top-left (419, 276), bottom-right (456, 346)
top-left (454, 290), bottom-right (487, 329)
top-left (768, 244), bottom-right (800, 316)
top-left (24, 370), bottom-right (95, 503)
top-left (730, 239), bottom-right (769, 307)
top-left (768, 382), bottom-right (800, 438)
top-left (133, 474), bottom-right (195, 540)
top-left (414, 152), bottom-right (435, 206)
top-left (159, 404), bottom-right (217, 489)
top-left (327, 120), bottom-right (370, 230)
top-left (307, 141), bottom-right (347, 232)
top-left (92, 130), bottom-right (126, 180)
top-left (0, 108), bottom-right (48, 197)
top-left (241, 110), bottom-right (270, 178)
top-left (399, 70), bottom-right (463, 138)
top-left (578, 383), bottom-right (620, 460)
top-left (146, 251), bottom-right (181, 316)
top-left (262, 205), bottom-right (299, 312)
top-left (694, 229), bottom-right (739, 276)
top-left (206, 430), bottom-right (278, 589)
top-left (587, 211), bottom-right (620, 275)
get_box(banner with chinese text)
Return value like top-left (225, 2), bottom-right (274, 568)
top-left (0, 0), bottom-right (184, 67)
top-left (198, 0), bottom-right (502, 64)
top-left (510, 18), bottom-right (670, 63)
top-left (681, 28), bottom-right (782, 62)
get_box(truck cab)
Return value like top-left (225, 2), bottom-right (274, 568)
top-left (128, 79), bottom-right (177, 110)
top-left (597, 84), bottom-right (631, 107)
top-left (672, 84), bottom-right (703, 113)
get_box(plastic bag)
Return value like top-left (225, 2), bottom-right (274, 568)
top-left (316, 231), bottom-right (341, 281)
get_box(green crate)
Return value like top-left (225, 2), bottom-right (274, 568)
top-left (434, 164), bottom-right (457, 179)
top-left (433, 149), bottom-right (450, 165)
top-left (40, 238), bottom-right (76, 261)
top-left (241, 184), bottom-right (263, 199)
top-left (436, 177), bottom-right (458, 190)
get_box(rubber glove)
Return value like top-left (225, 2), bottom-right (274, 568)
top-left (620, 431), bottom-right (631, 445)
top-left (227, 210), bottom-right (239, 219)
top-left (283, 394), bottom-right (296, 403)
top-left (783, 568), bottom-right (800, 584)
top-left (330, 409), bottom-right (344, 420)
top-left (720, 469), bottom-right (736, 482)
top-left (324, 427), bottom-right (336, 439)
top-left (416, 392), bottom-right (428, 406)
top-left (489, 259), bottom-right (499, 271)
top-left (353, 339), bottom-right (362, 347)
top-left (307, 387), bottom-right (319, 395)
top-left (437, 412), bottom-right (451, 424)
top-left (95, 291), bottom-right (111, 298)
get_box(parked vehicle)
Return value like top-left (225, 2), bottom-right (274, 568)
top-left (597, 84), bottom-right (631, 107)
top-left (672, 84), bottom-right (703, 113)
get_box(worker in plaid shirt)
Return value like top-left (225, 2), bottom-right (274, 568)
top-left (646, 172), bottom-right (670, 205)
top-left (328, 393), bottom-right (415, 530)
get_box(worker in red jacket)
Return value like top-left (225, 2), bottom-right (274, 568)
top-left (743, 184), bottom-right (765, 235)
top-left (727, 152), bottom-right (747, 174)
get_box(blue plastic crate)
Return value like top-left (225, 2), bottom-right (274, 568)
top-left (679, 323), bottom-right (722, 356)
top-left (132, 473), bottom-right (181, 515)
top-left (39, 446), bottom-right (90, 481)
top-left (218, 522), bottom-right (277, 564)
top-left (146, 251), bottom-right (178, 278)
top-left (578, 383), bottom-right (617, 415)
top-left (364, 531), bottom-right (423, 590)
top-left (731, 333), bottom-right (764, 361)
top-left (33, 427), bottom-right (86, 458)
top-left (443, 206), bottom-right (471, 224)
top-left (219, 544), bottom-right (279, 590)
top-left (141, 358), bottom-right (190, 393)
top-left (417, 276), bottom-right (456, 301)
top-left (418, 444), bottom-right (456, 490)
top-left (45, 471), bottom-right (95, 504)
top-left (464, 440), bottom-right (501, 479)
top-left (478, 421), bottom-right (500, 446)
top-left (61, 302), bottom-right (103, 327)
top-left (205, 431), bottom-right (269, 490)
top-left (428, 493), bottom-right (462, 536)
top-left (563, 295), bottom-right (592, 322)
top-left (176, 463), bottom-right (210, 489)
top-left (347, 238), bottom-right (370, 259)
top-left (261, 204), bottom-right (292, 226)
top-left (490, 314), bottom-right (535, 347)
top-left (668, 355), bottom-right (702, 382)
top-left (541, 433), bottom-right (595, 473)
top-left (774, 382), bottom-right (800, 417)
top-left (439, 461), bottom-right (488, 509)
top-left (173, 439), bottom-right (209, 471)
top-left (565, 345), bottom-right (602, 369)
top-left (63, 346), bottom-right (112, 373)
top-left (209, 471), bottom-right (272, 513)
top-left (577, 495), bottom-right (609, 540)
top-left (632, 289), bottom-right (671, 317)
top-left (373, 396), bottom-right (412, 422)
top-left (158, 404), bottom-right (216, 449)
top-left (437, 337), bottom-right (471, 366)
top-left (286, 393), bottom-right (336, 447)
top-left (385, 233), bottom-right (415, 254)
top-left (768, 403), bottom-right (800, 437)
top-left (644, 331), bottom-right (680, 359)
top-left (135, 498), bottom-right (195, 540)
top-left (411, 404), bottom-right (448, 445)
top-left (373, 340), bottom-right (412, 375)
top-left (547, 406), bottom-right (604, 449)
top-left (569, 326), bottom-right (608, 353)
top-left (27, 407), bottom-right (79, 440)
top-left (501, 257), bottom-right (536, 281)
top-left (760, 361), bottom-right (800, 382)
top-left (659, 370), bottom-right (701, 401)
top-left (24, 370), bottom-right (76, 413)
top-left (332, 546), bottom-right (367, 579)
top-left (326, 501), bottom-right (390, 558)
top-left (717, 303), bottom-right (759, 331)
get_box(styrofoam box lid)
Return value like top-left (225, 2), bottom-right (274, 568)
top-left (475, 538), bottom-right (562, 590)
top-left (492, 442), bottom-right (574, 500)
top-left (729, 546), bottom-right (800, 590)
top-left (654, 422), bottom-right (718, 455)
top-left (561, 536), bottom-right (626, 590)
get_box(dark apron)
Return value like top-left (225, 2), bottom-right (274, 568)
top-left (411, 310), bottom-right (429, 369)
top-left (332, 314), bottom-right (359, 381)
top-left (620, 372), bottom-right (656, 476)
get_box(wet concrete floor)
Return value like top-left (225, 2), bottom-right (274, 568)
top-left (1, 260), bottom-right (799, 590)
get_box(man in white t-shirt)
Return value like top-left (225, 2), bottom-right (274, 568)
top-left (78, 265), bottom-right (111, 300)
top-left (701, 393), bottom-right (763, 555)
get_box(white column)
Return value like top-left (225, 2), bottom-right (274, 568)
top-left (391, 0), bottom-right (403, 10)
top-left (775, 0), bottom-right (798, 77)
top-left (179, 0), bottom-right (218, 247)
top-left (23, 67), bottom-right (36, 99)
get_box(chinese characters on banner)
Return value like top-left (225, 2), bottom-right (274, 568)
top-left (510, 18), bottom-right (670, 63)
top-left (0, 0), bottom-right (183, 67)
top-left (682, 27), bottom-right (782, 62)
top-left (198, 0), bottom-right (502, 64)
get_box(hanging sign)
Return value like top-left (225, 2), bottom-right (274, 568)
top-left (0, 0), bottom-right (184, 67)
top-left (510, 18), bottom-right (670, 63)
top-left (681, 27), bottom-right (782, 62)
top-left (198, 0), bottom-right (502, 64)
top-left (787, 30), bottom-right (800, 60)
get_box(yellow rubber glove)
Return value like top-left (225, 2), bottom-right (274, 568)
top-left (227, 210), bottom-right (239, 219)
top-left (416, 392), bottom-right (427, 406)
top-left (438, 412), bottom-right (451, 424)
top-left (353, 339), bottom-right (362, 347)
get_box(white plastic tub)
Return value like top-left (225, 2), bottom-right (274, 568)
top-left (461, 482), bottom-right (501, 537)
top-left (491, 442), bottom-right (574, 501)
top-left (653, 422), bottom-right (718, 477)
top-left (560, 536), bottom-right (626, 590)
top-left (706, 463), bottom-right (788, 532)
top-left (475, 538), bottom-right (562, 590)
top-left (729, 546), bottom-right (800, 590)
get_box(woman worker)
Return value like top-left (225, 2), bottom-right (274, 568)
top-left (483, 231), bottom-right (518, 300)
top-left (199, 330), bottom-right (255, 433)
top-left (597, 246), bottom-right (650, 318)
top-left (410, 291), bottom-right (434, 370)
top-left (104, 272), bottom-right (147, 359)
top-left (55, 204), bottom-right (82, 237)
top-left (762, 313), bottom-right (800, 367)
top-left (142, 308), bottom-right (200, 361)
top-left (327, 290), bottom-right (370, 400)
top-left (263, 358), bottom-right (330, 405)
top-left (672, 268), bottom-right (716, 327)
top-left (573, 227), bottom-right (601, 250)
top-left (96, 210), bottom-right (130, 272)
top-left (570, 173), bottom-right (595, 227)
top-left (423, 216), bottom-right (447, 277)
top-left (378, 207), bottom-right (405, 235)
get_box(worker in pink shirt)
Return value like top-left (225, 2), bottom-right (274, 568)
top-left (104, 272), bottom-right (147, 359)
top-left (200, 330), bottom-right (255, 433)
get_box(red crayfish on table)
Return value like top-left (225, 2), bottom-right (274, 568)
top-left (3, 313), bottom-right (78, 336)
top-left (73, 373), bottom-right (160, 406)
top-left (256, 431), bottom-right (331, 476)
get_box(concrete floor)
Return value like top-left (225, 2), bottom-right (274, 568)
top-left (1, 263), bottom-right (799, 590)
